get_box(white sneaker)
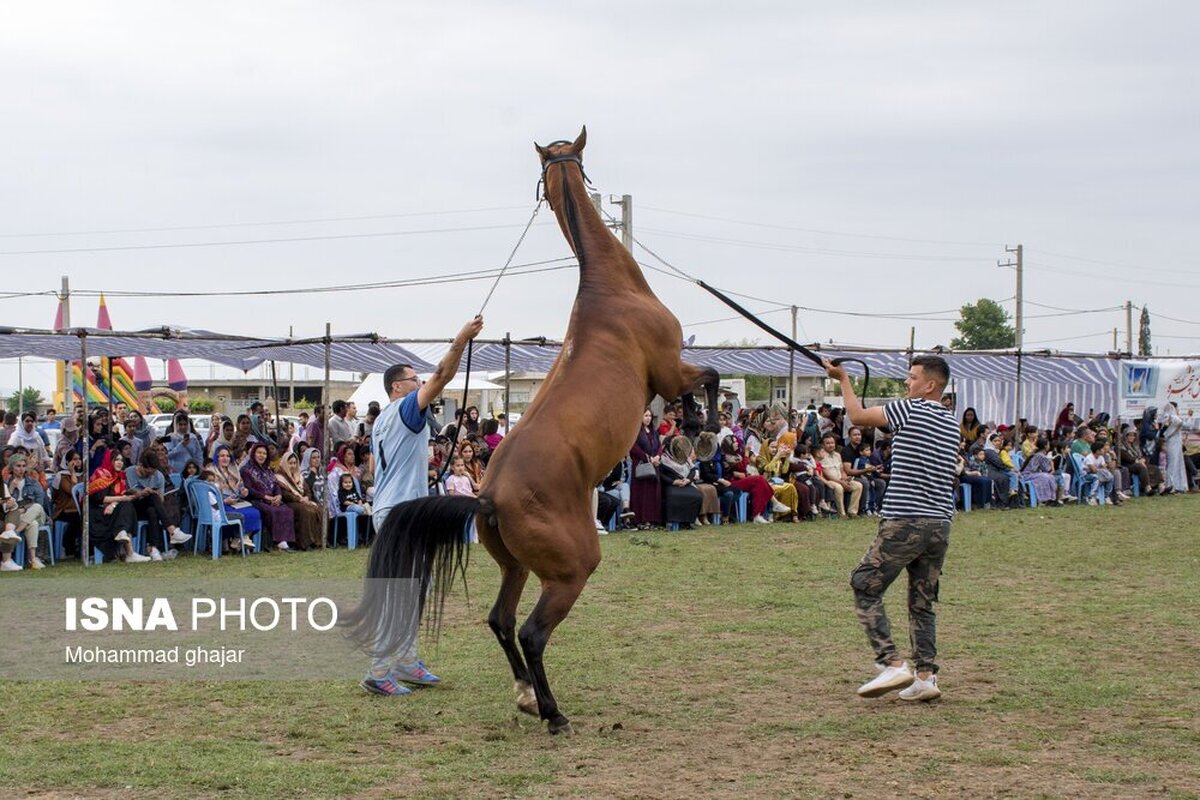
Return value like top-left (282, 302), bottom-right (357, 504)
top-left (0, 529), bottom-right (20, 542)
top-left (30, 557), bottom-right (46, 570)
top-left (149, 548), bottom-right (164, 562)
top-left (1086, 497), bottom-right (1099, 506)
top-left (277, 541), bottom-right (290, 551)
top-left (240, 537), bottom-right (256, 550)
top-left (752, 514), bottom-right (771, 524)
top-left (770, 498), bottom-right (790, 514)
top-left (899, 674), bottom-right (941, 702)
top-left (126, 552), bottom-right (152, 563)
top-left (165, 548), bottom-right (179, 560)
top-left (169, 530), bottom-right (193, 545)
top-left (857, 661), bottom-right (915, 698)
top-left (114, 531), bottom-right (131, 543)
top-left (0, 559), bottom-right (21, 572)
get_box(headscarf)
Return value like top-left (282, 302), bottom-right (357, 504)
top-left (275, 451), bottom-right (306, 498)
top-left (54, 416), bottom-right (81, 469)
top-left (88, 450), bottom-right (127, 496)
top-left (211, 444), bottom-right (244, 497)
top-left (659, 435), bottom-right (693, 479)
top-left (210, 419), bottom-right (235, 460)
top-left (1055, 404), bottom-right (1075, 433)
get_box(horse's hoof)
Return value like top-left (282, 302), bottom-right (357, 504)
top-left (515, 681), bottom-right (539, 717)
top-left (548, 719), bottom-right (573, 736)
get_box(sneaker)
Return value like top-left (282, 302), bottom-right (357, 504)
top-left (169, 530), bottom-right (193, 545)
top-left (752, 514), bottom-right (771, 524)
top-left (770, 498), bottom-right (790, 514)
top-left (240, 537), bottom-right (256, 550)
top-left (114, 531), bottom-right (131, 543)
top-left (1086, 497), bottom-right (1099, 506)
top-left (1104, 497), bottom-right (1114, 506)
top-left (149, 548), bottom-right (164, 562)
top-left (393, 660), bottom-right (441, 686)
top-left (899, 674), bottom-right (941, 702)
top-left (360, 672), bottom-right (413, 696)
top-left (126, 552), bottom-right (152, 563)
top-left (164, 548), bottom-right (179, 560)
top-left (0, 529), bottom-right (20, 542)
top-left (30, 557), bottom-right (46, 570)
top-left (857, 661), bottom-right (915, 698)
top-left (277, 542), bottom-right (291, 551)
top-left (0, 559), bottom-right (21, 572)
top-left (620, 511), bottom-right (636, 521)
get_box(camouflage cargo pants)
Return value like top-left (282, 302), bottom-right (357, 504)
top-left (850, 517), bottom-right (950, 674)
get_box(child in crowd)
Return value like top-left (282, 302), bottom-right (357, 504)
top-left (1082, 441), bottom-right (1118, 505)
top-left (201, 468), bottom-right (255, 551)
top-left (444, 457), bottom-right (478, 498)
top-left (338, 472), bottom-right (372, 515)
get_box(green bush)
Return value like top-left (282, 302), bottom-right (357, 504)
top-left (155, 397), bottom-right (177, 413)
top-left (293, 398), bottom-right (315, 410)
top-left (189, 397), bottom-right (215, 413)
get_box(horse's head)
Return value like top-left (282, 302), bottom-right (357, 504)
top-left (535, 127), bottom-right (587, 206)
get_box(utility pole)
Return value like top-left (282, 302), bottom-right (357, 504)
top-left (61, 275), bottom-right (74, 415)
top-left (1113, 328), bottom-right (1118, 351)
top-left (589, 192), bottom-right (602, 214)
top-left (999, 244), bottom-right (1023, 423)
top-left (612, 194), bottom-right (633, 252)
top-left (1124, 300), bottom-right (1133, 354)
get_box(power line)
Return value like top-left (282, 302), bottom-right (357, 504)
top-left (637, 227), bottom-right (991, 262)
top-left (65, 258), bottom-right (577, 298)
top-left (0, 221), bottom-right (554, 256)
top-left (1024, 330), bottom-right (1112, 345)
top-left (681, 307), bottom-right (790, 328)
top-left (1028, 260), bottom-right (1200, 290)
top-left (1025, 247), bottom-right (1197, 276)
top-left (0, 205), bottom-right (531, 239)
top-left (1151, 311), bottom-right (1200, 325)
top-left (638, 205), bottom-right (1003, 247)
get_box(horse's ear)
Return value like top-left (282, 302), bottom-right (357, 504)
top-left (570, 126), bottom-right (587, 153)
top-left (534, 141), bottom-right (551, 159)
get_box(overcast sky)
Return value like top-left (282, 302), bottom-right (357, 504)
top-left (2, 1), bottom-right (1198, 395)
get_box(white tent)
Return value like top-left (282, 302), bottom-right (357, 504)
top-left (347, 372), bottom-right (504, 409)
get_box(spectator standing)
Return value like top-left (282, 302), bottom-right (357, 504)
top-left (327, 400), bottom-right (354, 449)
top-left (1159, 402), bottom-right (1188, 493)
top-left (629, 408), bottom-right (663, 528)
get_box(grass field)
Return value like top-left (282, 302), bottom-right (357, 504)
top-left (2, 496), bottom-right (1198, 799)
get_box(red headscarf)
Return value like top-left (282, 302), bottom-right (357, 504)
top-left (88, 450), bottom-right (127, 496)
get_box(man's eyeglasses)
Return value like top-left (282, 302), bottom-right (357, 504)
top-left (395, 375), bottom-right (422, 385)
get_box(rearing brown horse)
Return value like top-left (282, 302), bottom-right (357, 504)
top-left (346, 127), bottom-right (718, 735)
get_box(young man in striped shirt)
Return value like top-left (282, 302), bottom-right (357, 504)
top-left (824, 355), bottom-right (958, 702)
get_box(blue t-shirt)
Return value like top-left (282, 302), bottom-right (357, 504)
top-left (371, 392), bottom-right (433, 528)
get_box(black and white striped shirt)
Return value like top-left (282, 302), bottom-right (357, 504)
top-left (881, 398), bottom-right (960, 520)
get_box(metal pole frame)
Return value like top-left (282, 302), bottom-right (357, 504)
top-left (79, 331), bottom-right (90, 566)
top-left (321, 323), bottom-right (331, 548)
top-left (503, 333), bottom-right (512, 422)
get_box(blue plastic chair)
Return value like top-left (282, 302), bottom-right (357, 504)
top-left (735, 492), bottom-right (749, 523)
top-left (12, 538), bottom-right (26, 568)
top-left (331, 511), bottom-right (359, 550)
top-left (1130, 474), bottom-right (1141, 497)
top-left (187, 480), bottom-right (251, 560)
top-left (960, 483), bottom-right (972, 512)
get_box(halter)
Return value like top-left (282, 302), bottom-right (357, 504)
top-left (536, 143), bottom-right (591, 202)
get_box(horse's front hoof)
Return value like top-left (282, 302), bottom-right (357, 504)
top-left (548, 718), bottom-right (573, 736)
top-left (515, 681), bottom-right (539, 717)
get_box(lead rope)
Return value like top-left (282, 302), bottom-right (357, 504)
top-left (438, 201), bottom-right (543, 486)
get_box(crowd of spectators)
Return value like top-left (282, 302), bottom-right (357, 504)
top-left (1, 391), bottom-right (1196, 571)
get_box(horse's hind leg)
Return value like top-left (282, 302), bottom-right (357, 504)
top-left (479, 517), bottom-right (537, 716)
top-left (489, 563), bottom-right (537, 716)
top-left (519, 575), bottom-right (589, 735)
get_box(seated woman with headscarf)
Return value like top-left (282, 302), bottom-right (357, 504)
top-left (51, 449), bottom-right (84, 559)
top-left (301, 446), bottom-right (327, 509)
top-left (211, 444), bottom-right (263, 551)
top-left (1054, 403), bottom-right (1077, 439)
top-left (1020, 437), bottom-right (1063, 506)
top-left (274, 451), bottom-right (323, 550)
top-left (755, 437), bottom-right (803, 522)
top-left (209, 417), bottom-right (235, 463)
top-left (85, 451), bottom-right (150, 563)
top-left (719, 436), bottom-right (774, 524)
top-left (240, 442), bottom-right (296, 551)
top-left (694, 431), bottom-right (739, 524)
top-left (325, 443), bottom-right (364, 517)
top-left (657, 435), bottom-right (704, 529)
top-left (166, 411), bottom-right (203, 474)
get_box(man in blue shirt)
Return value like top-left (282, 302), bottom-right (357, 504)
top-left (361, 314), bottom-right (484, 697)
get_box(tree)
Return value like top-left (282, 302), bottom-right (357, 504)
top-left (1138, 306), bottom-right (1152, 357)
top-left (6, 387), bottom-right (44, 414)
top-left (951, 298), bottom-right (1016, 350)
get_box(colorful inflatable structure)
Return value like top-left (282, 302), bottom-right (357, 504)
top-left (54, 295), bottom-right (189, 413)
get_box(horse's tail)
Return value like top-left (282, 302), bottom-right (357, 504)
top-left (342, 495), bottom-right (489, 656)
